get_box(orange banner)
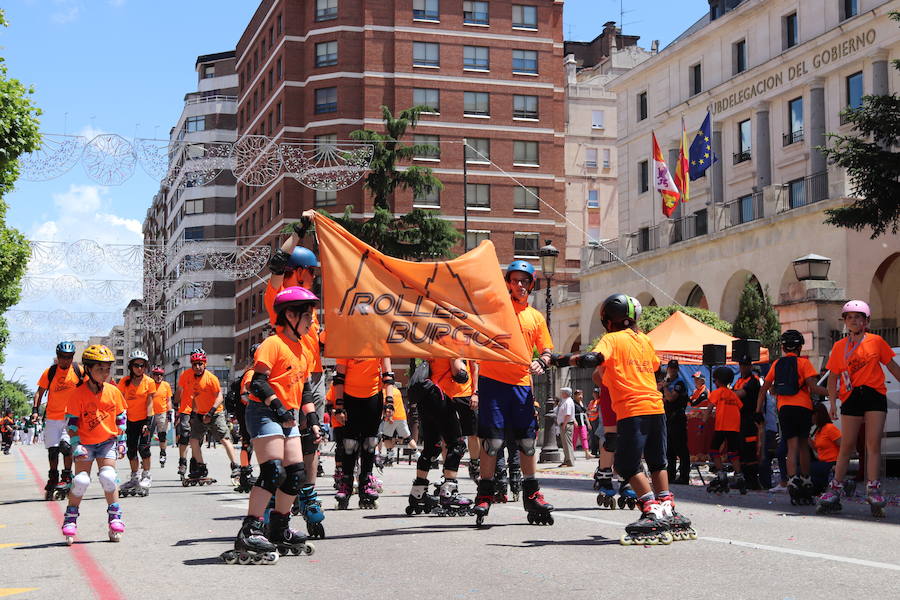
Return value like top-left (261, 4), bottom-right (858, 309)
top-left (309, 211), bottom-right (530, 365)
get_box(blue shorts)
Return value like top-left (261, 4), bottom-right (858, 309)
top-left (615, 413), bottom-right (667, 480)
top-left (477, 376), bottom-right (538, 440)
top-left (80, 439), bottom-right (117, 461)
top-left (246, 401), bottom-right (300, 439)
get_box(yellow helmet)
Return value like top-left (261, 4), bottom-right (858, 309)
top-left (82, 344), bottom-right (115, 364)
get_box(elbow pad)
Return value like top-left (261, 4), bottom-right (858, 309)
top-left (305, 410), bottom-right (320, 429)
top-left (551, 353), bottom-right (573, 368)
top-left (249, 372), bottom-right (277, 402)
top-left (268, 249), bottom-right (291, 275)
top-left (575, 352), bottom-right (601, 369)
top-left (452, 369), bottom-right (470, 384)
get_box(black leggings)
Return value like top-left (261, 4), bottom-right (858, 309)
top-left (126, 419), bottom-right (151, 460)
top-left (418, 389), bottom-right (466, 473)
top-left (341, 393), bottom-right (383, 483)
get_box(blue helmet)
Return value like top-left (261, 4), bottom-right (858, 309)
top-left (288, 246), bottom-right (320, 270)
top-left (56, 341), bottom-right (76, 356)
top-left (505, 260), bottom-right (535, 281)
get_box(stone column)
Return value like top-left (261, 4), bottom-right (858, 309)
top-left (809, 78), bottom-right (827, 177)
top-left (753, 101), bottom-right (772, 188)
top-left (871, 52), bottom-right (889, 96)
top-left (711, 126), bottom-right (724, 205)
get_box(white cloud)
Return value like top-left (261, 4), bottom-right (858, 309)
top-left (51, 0), bottom-right (82, 24)
top-left (97, 213), bottom-right (142, 236)
top-left (31, 183), bottom-right (143, 246)
top-left (52, 183), bottom-right (103, 214)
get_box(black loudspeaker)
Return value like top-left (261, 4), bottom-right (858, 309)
top-left (702, 344), bottom-right (727, 366)
top-left (732, 339), bottom-right (761, 363)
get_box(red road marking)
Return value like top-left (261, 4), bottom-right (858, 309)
top-left (19, 449), bottom-right (125, 600)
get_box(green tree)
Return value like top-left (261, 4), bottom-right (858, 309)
top-left (732, 278), bottom-right (781, 358)
top-left (1, 378), bottom-right (33, 416)
top-left (0, 9), bottom-right (42, 364)
top-left (639, 305), bottom-right (733, 335)
top-left (819, 11), bottom-right (900, 238)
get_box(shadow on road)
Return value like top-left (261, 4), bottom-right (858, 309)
top-left (488, 534), bottom-right (620, 548)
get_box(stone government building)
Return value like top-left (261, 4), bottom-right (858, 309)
top-left (552, 0), bottom-right (900, 367)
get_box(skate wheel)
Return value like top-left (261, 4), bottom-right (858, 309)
top-left (251, 554), bottom-right (264, 564)
top-left (221, 551), bottom-right (237, 564)
top-left (302, 543), bottom-right (315, 556)
top-left (546, 515), bottom-right (554, 525)
top-left (627, 500), bottom-right (636, 510)
top-left (475, 515), bottom-right (485, 527)
top-left (277, 547), bottom-right (289, 556)
top-left (659, 532), bottom-right (674, 545)
top-left (182, 480), bottom-right (189, 487)
top-left (65, 536), bottom-right (75, 546)
top-left (527, 513), bottom-right (534, 524)
top-left (290, 547), bottom-right (301, 556)
top-left (108, 532), bottom-right (121, 542)
top-left (405, 506), bottom-right (414, 516)
top-left (619, 534), bottom-right (633, 546)
top-left (264, 552), bottom-right (279, 564)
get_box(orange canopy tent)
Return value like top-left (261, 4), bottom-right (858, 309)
top-left (646, 310), bottom-right (770, 364)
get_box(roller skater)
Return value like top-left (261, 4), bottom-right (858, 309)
top-left (617, 482), bottom-right (638, 509)
top-left (707, 367), bottom-right (746, 495)
top-left (620, 499), bottom-right (672, 546)
top-left (816, 479), bottom-right (843, 514)
top-left (406, 477), bottom-right (439, 515)
top-left (117, 349), bottom-right (156, 498)
top-left (148, 366), bottom-right (173, 470)
top-left (232, 345), bottom-right (260, 494)
top-left (0, 411), bottom-right (13, 455)
top-left (657, 492), bottom-right (696, 541)
top-left (293, 484), bottom-right (325, 538)
top-left (358, 473), bottom-right (380, 509)
top-left (268, 511), bottom-right (315, 557)
top-left (522, 478), bottom-right (554, 525)
top-left (821, 301), bottom-right (900, 519)
top-left (594, 468), bottom-right (617, 509)
top-left (787, 474), bottom-right (815, 505)
top-left (221, 516), bottom-right (279, 565)
top-left (61, 506), bottom-right (79, 545)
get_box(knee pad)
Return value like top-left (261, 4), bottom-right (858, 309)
top-left (444, 438), bottom-right (466, 471)
top-left (126, 446), bottom-right (138, 460)
top-left (48, 447), bottom-right (60, 461)
top-left (515, 437), bottom-right (536, 457)
top-left (254, 459), bottom-right (285, 494)
top-left (362, 436), bottom-right (379, 453)
top-left (98, 466), bottom-right (117, 493)
top-left (416, 454), bottom-right (434, 472)
top-left (602, 432), bottom-right (617, 453)
top-left (178, 429), bottom-right (190, 446)
top-left (70, 471), bottom-right (91, 498)
top-left (342, 438), bottom-right (359, 456)
top-left (401, 436), bottom-right (413, 445)
top-left (157, 431), bottom-right (167, 442)
top-left (481, 438), bottom-right (504, 457)
top-left (278, 462), bottom-right (306, 496)
top-left (138, 439), bottom-right (152, 459)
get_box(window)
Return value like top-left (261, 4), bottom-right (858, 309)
top-left (413, 0), bottom-right (439, 21)
top-left (513, 233), bottom-right (539, 257)
top-left (639, 160), bottom-right (649, 193)
top-left (316, 0), bottom-right (337, 21)
top-left (734, 39), bottom-right (747, 75)
top-left (464, 92), bottom-right (490, 116)
top-left (276, 102), bottom-right (282, 124)
top-left (463, 46), bottom-right (490, 70)
top-left (591, 110), bottom-right (605, 129)
top-left (784, 12), bottom-right (798, 49)
top-left (185, 116), bottom-right (205, 133)
top-left (414, 88), bottom-right (440, 113)
top-left (268, 198), bottom-right (273, 221)
top-left (316, 41), bottom-right (338, 67)
top-left (414, 188), bottom-right (440, 208)
top-left (413, 134), bottom-right (441, 159)
top-left (514, 186), bottom-right (539, 210)
top-left (277, 57), bottom-right (282, 80)
top-left (463, 1), bottom-right (489, 25)
top-left (184, 199), bottom-right (203, 215)
top-left (203, 65), bottom-right (215, 79)
top-left (275, 191), bottom-right (282, 214)
top-left (841, 0), bottom-right (858, 21)
top-left (638, 91), bottom-right (648, 121)
top-left (512, 4), bottom-right (537, 29)
top-left (694, 208), bottom-right (708, 236)
top-left (512, 49), bottom-right (538, 74)
top-left (587, 190), bottom-right (600, 208)
top-left (513, 141), bottom-right (538, 165)
top-left (788, 177), bottom-right (806, 209)
top-left (786, 97), bottom-right (803, 145)
top-left (513, 95), bottom-right (538, 119)
top-left (846, 71), bottom-right (863, 109)
top-left (585, 148), bottom-right (598, 168)
top-left (466, 183), bottom-right (490, 208)
top-left (184, 226), bottom-right (204, 241)
top-left (737, 194), bottom-right (754, 224)
top-left (465, 138), bottom-right (490, 162)
top-left (689, 63), bottom-right (702, 96)
top-left (277, 14), bottom-right (282, 34)
top-left (466, 230), bottom-right (490, 249)
top-left (315, 87), bottom-right (337, 113)
top-left (413, 42), bottom-right (440, 67)
top-left (735, 119), bottom-right (751, 163)
top-left (602, 148), bottom-right (611, 168)
top-left (315, 189), bottom-right (337, 206)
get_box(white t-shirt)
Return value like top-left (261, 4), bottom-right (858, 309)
top-left (556, 396), bottom-right (575, 426)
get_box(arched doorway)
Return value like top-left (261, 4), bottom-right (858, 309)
top-left (676, 281), bottom-right (708, 309)
top-left (869, 252), bottom-right (900, 332)
top-left (720, 270), bottom-right (763, 322)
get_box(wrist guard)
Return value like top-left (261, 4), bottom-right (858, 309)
top-left (305, 410), bottom-right (320, 429)
top-left (205, 408), bottom-right (217, 419)
top-left (535, 356), bottom-right (549, 370)
top-left (268, 397), bottom-right (292, 423)
top-left (332, 373), bottom-right (346, 385)
top-left (382, 371), bottom-right (395, 385)
top-left (452, 369), bottom-right (469, 384)
top-left (249, 372), bottom-right (277, 402)
top-left (335, 396), bottom-right (344, 409)
top-left (268, 249), bottom-right (291, 275)
top-left (550, 353), bottom-right (572, 368)
top-left (575, 352), bottom-right (601, 368)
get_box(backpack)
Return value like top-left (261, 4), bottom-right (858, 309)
top-left (406, 359), bottom-right (442, 409)
top-left (224, 378), bottom-right (243, 414)
top-left (773, 356), bottom-right (801, 396)
top-left (47, 363), bottom-right (83, 388)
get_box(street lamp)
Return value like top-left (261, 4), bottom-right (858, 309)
top-left (224, 355), bottom-right (233, 386)
top-left (793, 254), bottom-right (831, 281)
top-left (538, 239), bottom-right (561, 463)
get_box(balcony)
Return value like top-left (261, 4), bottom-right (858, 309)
top-left (732, 149), bottom-right (751, 165)
top-left (629, 225), bottom-right (659, 256)
top-left (722, 191), bottom-right (764, 229)
top-left (580, 240), bottom-right (620, 271)
top-left (670, 211), bottom-right (708, 245)
top-left (782, 129), bottom-right (804, 146)
top-left (778, 171), bottom-right (828, 213)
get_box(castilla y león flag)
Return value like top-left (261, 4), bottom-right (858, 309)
top-left (308, 211), bottom-right (530, 364)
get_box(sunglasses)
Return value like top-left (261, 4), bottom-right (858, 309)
top-left (133, 363), bottom-right (147, 368)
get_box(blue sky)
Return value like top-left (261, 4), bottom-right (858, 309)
top-left (0, 0), bottom-right (710, 388)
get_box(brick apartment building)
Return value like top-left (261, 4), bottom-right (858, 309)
top-left (233, 0), bottom-right (567, 361)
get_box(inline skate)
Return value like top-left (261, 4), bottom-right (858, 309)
top-left (435, 478), bottom-right (473, 517)
top-left (788, 474), bottom-right (815, 506)
top-left (866, 480), bottom-right (887, 518)
top-left (707, 471), bottom-right (730, 495)
top-left (45, 468), bottom-right (59, 501)
top-left (332, 465), bottom-right (344, 490)
top-left (334, 475), bottom-right (352, 510)
top-left (595, 468), bottom-right (617, 509)
top-left (406, 477), bottom-right (439, 515)
top-left (136, 470), bottom-right (151, 497)
top-left (221, 516), bottom-right (279, 565)
top-left (617, 482), bottom-right (638, 510)
top-left (493, 468), bottom-right (509, 503)
top-left (234, 466), bottom-right (256, 493)
top-left (61, 506), bottom-right (78, 545)
top-left (734, 473), bottom-right (748, 495)
top-left (268, 511), bottom-right (315, 557)
top-left (119, 472), bottom-right (141, 497)
top-left (620, 499), bottom-right (673, 545)
top-left (472, 478), bottom-right (494, 527)
top-left (358, 474), bottom-right (380, 509)
top-left (177, 457), bottom-right (187, 479)
top-left (468, 458), bottom-right (480, 483)
top-left (508, 466), bottom-right (522, 502)
top-left (816, 480), bottom-right (843, 515)
top-left (522, 479), bottom-right (554, 525)
top-left (293, 484), bottom-right (325, 538)
top-left (230, 462), bottom-right (241, 486)
top-left (657, 492), bottom-right (696, 541)
top-left (182, 460), bottom-right (216, 487)
top-left (107, 503), bottom-right (125, 542)
top-left (842, 478), bottom-right (857, 498)
top-left (159, 448), bottom-right (167, 468)
top-left (54, 469), bottom-right (73, 500)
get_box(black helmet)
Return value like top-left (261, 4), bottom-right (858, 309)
top-left (599, 294), bottom-right (637, 332)
top-left (780, 329), bottom-right (804, 349)
top-left (249, 343), bottom-right (261, 360)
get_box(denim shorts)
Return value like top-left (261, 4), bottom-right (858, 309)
top-left (80, 439), bottom-right (117, 461)
top-left (245, 401), bottom-right (300, 439)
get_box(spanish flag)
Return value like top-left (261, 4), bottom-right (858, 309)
top-left (652, 132), bottom-right (680, 218)
top-left (305, 210), bottom-right (531, 365)
top-left (673, 116), bottom-right (690, 205)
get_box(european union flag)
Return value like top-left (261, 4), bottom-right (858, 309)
top-left (688, 111), bottom-right (717, 181)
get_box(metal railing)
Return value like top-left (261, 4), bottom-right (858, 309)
top-left (581, 240), bottom-right (620, 270)
top-left (185, 95), bottom-right (237, 106)
top-left (733, 150), bottom-right (752, 164)
top-left (723, 191), bottom-right (764, 228)
top-left (630, 225), bottom-right (659, 255)
top-left (670, 212), bottom-right (708, 244)
top-left (778, 171), bottom-right (828, 213)
top-left (783, 129), bottom-right (804, 146)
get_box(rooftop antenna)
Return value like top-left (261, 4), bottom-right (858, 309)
top-left (615, 0), bottom-right (640, 32)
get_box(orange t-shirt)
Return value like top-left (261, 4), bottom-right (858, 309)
top-left (67, 382), bottom-right (127, 445)
top-left (765, 353), bottom-right (818, 410)
top-left (177, 370), bottom-right (194, 414)
top-left (813, 422), bottom-right (841, 462)
top-left (180, 369), bottom-right (222, 414)
top-left (240, 369), bottom-right (254, 405)
top-left (265, 279), bottom-right (323, 375)
top-left (479, 302), bottom-right (553, 386)
top-left (709, 387), bottom-right (742, 432)
top-left (326, 386), bottom-right (344, 428)
top-left (117, 374), bottom-right (156, 422)
top-left (825, 334), bottom-right (895, 401)
top-left (38, 365), bottom-right (82, 421)
top-left (430, 358), bottom-right (474, 399)
top-left (336, 358), bottom-right (382, 398)
top-left (253, 332), bottom-right (309, 410)
top-left (383, 386), bottom-right (407, 421)
top-left (591, 329), bottom-right (663, 420)
top-left (152, 381), bottom-right (172, 414)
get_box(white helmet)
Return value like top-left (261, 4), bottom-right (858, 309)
top-left (128, 349), bottom-right (149, 364)
top-left (630, 296), bottom-right (643, 321)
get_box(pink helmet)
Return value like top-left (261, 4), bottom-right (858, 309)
top-left (841, 300), bottom-right (870, 318)
top-left (274, 286), bottom-right (319, 314)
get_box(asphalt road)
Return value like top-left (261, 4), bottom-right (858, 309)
top-left (1, 443), bottom-right (898, 600)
